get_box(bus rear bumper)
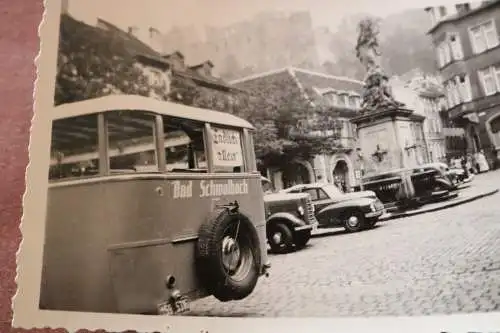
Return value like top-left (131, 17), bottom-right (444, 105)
top-left (261, 260), bottom-right (271, 277)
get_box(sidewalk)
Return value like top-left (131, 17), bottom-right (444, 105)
top-left (378, 183), bottom-right (499, 222)
top-left (311, 172), bottom-right (499, 237)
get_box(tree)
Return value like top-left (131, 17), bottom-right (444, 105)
top-left (55, 14), bottom-right (168, 106)
top-left (231, 74), bottom-right (345, 168)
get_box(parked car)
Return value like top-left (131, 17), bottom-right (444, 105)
top-left (422, 162), bottom-right (473, 186)
top-left (261, 177), bottom-right (318, 254)
top-left (360, 164), bottom-right (459, 211)
top-left (281, 183), bottom-right (385, 232)
top-left (448, 167), bottom-right (474, 184)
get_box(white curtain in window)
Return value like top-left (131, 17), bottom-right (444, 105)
top-left (495, 66), bottom-right (500, 92)
top-left (437, 47), bottom-right (444, 67)
top-left (470, 25), bottom-right (487, 53)
top-left (451, 82), bottom-right (461, 105)
top-left (449, 34), bottom-right (464, 60)
top-left (457, 75), bottom-right (472, 102)
top-left (479, 68), bottom-right (497, 96)
top-left (443, 43), bottom-right (451, 64)
top-left (483, 21), bottom-right (499, 49)
top-left (445, 83), bottom-right (454, 107)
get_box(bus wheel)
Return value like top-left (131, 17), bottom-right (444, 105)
top-left (196, 209), bottom-right (261, 302)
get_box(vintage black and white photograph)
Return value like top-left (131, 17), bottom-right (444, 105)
top-left (13, 0), bottom-right (500, 331)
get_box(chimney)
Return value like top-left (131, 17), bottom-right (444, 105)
top-left (61, 0), bottom-right (69, 14)
top-left (128, 26), bottom-right (139, 37)
top-left (148, 27), bottom-right (163, 53)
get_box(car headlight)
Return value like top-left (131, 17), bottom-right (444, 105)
top-left (297, 205), bottom-right (305, 216)
top-left (370, 202), bottom-right (376, 212)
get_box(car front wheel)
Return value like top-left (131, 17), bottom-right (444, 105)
top-left (364, 218), bottom-right (378, 229)
top-left (343, 211), bottom-right (365, 233)
top-left (294, 229), bottom-right (311, 249)
top-left (267, 222), bottom-right (294, 254)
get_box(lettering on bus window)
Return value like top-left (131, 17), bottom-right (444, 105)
top-left (163, 117), bottom-right (207, 173)
top-left (107, 111), bottom-right (158, 174)
top-left (211, 126), bottom-right (244, 173)
top-left (49, 114), bottom-right (99, 181)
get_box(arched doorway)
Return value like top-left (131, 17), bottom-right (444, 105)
top-left (332, 160), bottom-right (349, 192)
top-left (281, 160), bottom-right (313, 188)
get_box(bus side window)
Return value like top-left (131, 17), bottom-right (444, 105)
top-left (107, 111), bottom-right (159, 174)
top-left (49, 114), bottom-right (100, 181)
top-left (163, 116), bottom-right (207, 173)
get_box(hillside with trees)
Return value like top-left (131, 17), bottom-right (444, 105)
top-left (204, 9), bottom-right (438, 81)
top-left (320, 9), bottom-right (438, 80)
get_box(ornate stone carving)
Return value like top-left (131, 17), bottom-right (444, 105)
top-left (355, 17), bottom-right (405, 113)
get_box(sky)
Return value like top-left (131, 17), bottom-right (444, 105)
top-left (65, 0), bottom-right (460, 36)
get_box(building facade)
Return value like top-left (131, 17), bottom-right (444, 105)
top-left (231, 67), bottom-right (364, 191)
top-left (391, 71), bottom-right (449, 163)
top-left (425, 0), bottom-right (500, 168)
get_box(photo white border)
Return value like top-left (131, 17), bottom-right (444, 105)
top-left (11, 0), bottom-right (500, 331)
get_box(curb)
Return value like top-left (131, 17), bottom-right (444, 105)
top-left (379, 188), bottom-right (499, 222)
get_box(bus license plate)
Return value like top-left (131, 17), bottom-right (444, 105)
top-left (157, 298), bottom-right (190, 315)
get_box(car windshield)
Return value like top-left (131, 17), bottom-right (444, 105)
top-left (322, 184), bottom-right (344, 197)
top-left (261, 179), bottom-right (275, 193)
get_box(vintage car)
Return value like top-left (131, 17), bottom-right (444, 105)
top-left (360, 164), bottom-right (459, 211)
top-left (422, 162), bottom-right (473, 186)
top-left (281, 183), bottom-right (385, 232)
top-left (261, 176), bottom-right (318, 254)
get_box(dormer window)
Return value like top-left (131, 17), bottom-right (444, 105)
top-left (326, 92), bottom-right (337, 105)
top-left (439, 6), bottom-right (447, 17)
top-left (348, 95), bottom-right (357, 108)
top-left (163, 51), bottom-right (186, 71)
top-left (338, 93), bottom-right (348, 107)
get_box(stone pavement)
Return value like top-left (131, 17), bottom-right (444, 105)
top-left (186, 170), bottom-right (500, 317)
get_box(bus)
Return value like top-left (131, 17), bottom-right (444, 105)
top-left (39, 95), bottom-right (270, 315)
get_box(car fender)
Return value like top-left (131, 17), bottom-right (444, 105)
top-left (435, 177), bottom-right (455, 190)
top-left (266, 212), bottom-right (307, 229)
top-left (317, 197), bottom-right (374, 217)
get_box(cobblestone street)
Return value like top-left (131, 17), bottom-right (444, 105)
top-left (188, 170), bottom-right (500, 317)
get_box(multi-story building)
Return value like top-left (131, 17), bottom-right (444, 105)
top-left (390, 71), bottom-right (447, 164)
top-left (405, 71), bottom-right (449, 162)
top-left (425, 1), bottom-right (500, 168)
top-left (93, 19), bottom-right (240, 102)
top-left (231, 67), bottom-right (363, 190)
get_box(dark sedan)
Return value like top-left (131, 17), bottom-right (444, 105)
top-left (281, 183), bottom-right (386, 232)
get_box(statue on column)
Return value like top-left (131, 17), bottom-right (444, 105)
top-left (355, 17), bottom-right (404, 113)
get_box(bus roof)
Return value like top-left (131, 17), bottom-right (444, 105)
top-left (52, 95), bottom-right (254, 129)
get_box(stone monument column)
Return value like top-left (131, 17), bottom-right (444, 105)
top-left (350, 17), bottom-right (425, 198)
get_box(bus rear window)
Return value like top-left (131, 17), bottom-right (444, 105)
top-left (49, 114), bottom-right (100, 181)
